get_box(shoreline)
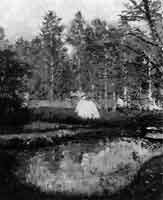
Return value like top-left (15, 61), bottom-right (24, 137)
top-left (0, 110), bottom-right (162, 149)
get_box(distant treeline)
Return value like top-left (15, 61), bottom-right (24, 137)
top-left (0, 0), bottom-right (163, 115)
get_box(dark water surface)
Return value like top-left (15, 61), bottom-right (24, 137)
top-left (0, 127), bottom-right (162, 200)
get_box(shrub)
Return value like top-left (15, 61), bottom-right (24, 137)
top-left (0, 49), bottom-right (30, 122)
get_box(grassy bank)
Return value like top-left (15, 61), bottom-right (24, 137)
top-left (1, 106), bottom-right (162, 129)
top-left (0, 126), bottom-right (142, 149)
top-left (17, 107), bottom-right (163, 128)
top-left (0, 107), bottom-right (162, 149)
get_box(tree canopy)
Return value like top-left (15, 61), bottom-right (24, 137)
top-left (1, 2), bottom-right (163, 112)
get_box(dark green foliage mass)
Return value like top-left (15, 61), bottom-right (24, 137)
top-left (0, 49), bottom-right (30, 116)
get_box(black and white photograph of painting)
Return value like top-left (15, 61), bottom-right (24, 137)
top-left (0, 0), bottom-right (162, 199)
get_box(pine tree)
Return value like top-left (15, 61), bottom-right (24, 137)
top-left (67, 11), bottom-right (88, 91)
top-left (86, 20), bottom-right (124, 110)
top-left (28, 36), bottom-right (49, 99)
top-left (0, 48), bottom-right (30, 115)
top-left (40, 11), bottom-right (64, 100)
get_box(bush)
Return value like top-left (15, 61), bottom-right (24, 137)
top-left (29, 107), bottom-right (81, 123)
top-left (0, 107), bottom-right (30, 126)
top-left (0, 49), bottom-right (30, 121)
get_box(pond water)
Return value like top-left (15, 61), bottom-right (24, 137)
top-left (0, 127), bottom-right (162, 200)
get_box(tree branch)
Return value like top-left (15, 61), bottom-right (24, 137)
top-left (129, 0), bottom-right (146, 14)
top-left (127, 31), bottom-right (158, 47)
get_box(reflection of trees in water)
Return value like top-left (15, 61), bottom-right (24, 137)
top-left (13, 138), bottom-right (162, 196)
top-left (0, 143), bottom-right (162, 200)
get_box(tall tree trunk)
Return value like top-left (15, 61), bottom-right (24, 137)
top-left (148, 65), bottom-right (152, 100)
top-left (143, 0), bottom-right (163, 104)
top-left (139, 87), bottom-right (142, 110)
top-left (49, 33), bottom-right (55, 102)
top-left (49, 64), bottom-right (54, 101)
top-left (143, 0), bottom-right (161, 43)
top-left (124, 86), bottom-right (128, 107)
top-left (91, 84), bottom-right (95, 99)
top-left (112, 89), bottom-right (117, 111)
top-left (124, 86), bottom-right (128, 101)
top-left (78, 57), bottom-right (82, 91)
top-left (148, 80), bottom-right (152, 100)
top-left (104, 67), bottom-right (108, 111)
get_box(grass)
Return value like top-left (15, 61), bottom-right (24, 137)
top-left (0, 110), bottom-right (162, 149)
top-left (0, 105), bottom-right (162, 131)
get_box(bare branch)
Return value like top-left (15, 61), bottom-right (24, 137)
top-left (127, 32), bottom-right (158, 47)
top-left (129, 0), bottom-right (146, 13)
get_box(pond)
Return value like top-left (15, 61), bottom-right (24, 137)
top-left (0, 127), bottom-right (162, 200)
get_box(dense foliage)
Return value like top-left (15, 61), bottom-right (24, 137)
top-left (0, 48), bottom-right (30, 117)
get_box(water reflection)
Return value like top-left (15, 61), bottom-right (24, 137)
top-left (15, 137), bottom-right (160, 196)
